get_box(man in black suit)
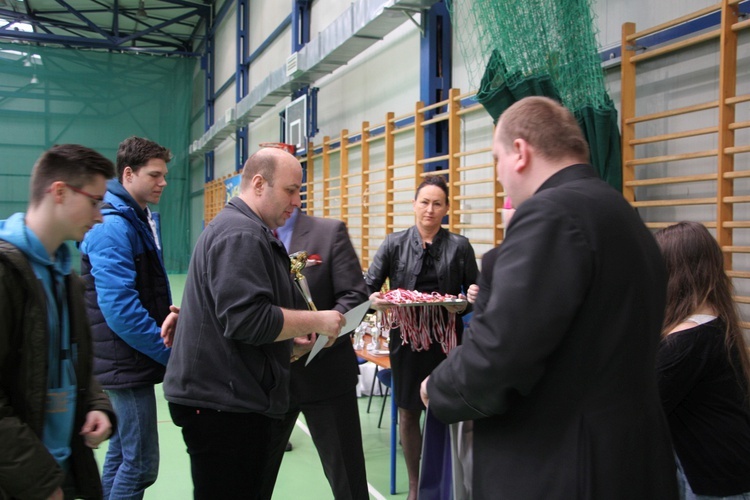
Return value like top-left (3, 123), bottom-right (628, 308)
top-left (275, 207), bottom-right (369, 500)
top-left (421, 97), bottom-right (679, 499)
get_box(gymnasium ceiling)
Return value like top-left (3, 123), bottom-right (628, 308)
top-left (0, 0), bottom-right (210, 55)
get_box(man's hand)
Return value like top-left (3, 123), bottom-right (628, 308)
top-left (48, 487), bottom-right (64, 500)
top-left (280, 309), bottom-right (345, 344)
top-left (80, 410), bottom-right (112, 449)
top-left (291, 333), bottom-right (316, 362)
top-left (420, 376), bottom-right (430, 407)
top-left (161, 305), bottom-right (180, 347)
top-left (466, 284), bottom-right (479, 304)
top-left (316, 310), bottom-right (346, 347)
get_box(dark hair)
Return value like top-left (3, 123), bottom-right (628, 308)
top-left (498, 96), bottom-right (590, 164)
top-left (654, 221), bottom-right (750, 395)
top-left (415, 175), bottom-right (449, 202)
top-left (30, 144), bottom-right (115, 206)
top-left (116, 136), bottom-right (171, 182)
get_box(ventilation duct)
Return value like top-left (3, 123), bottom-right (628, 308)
top-left (194, 0), bottom-right (438, 156)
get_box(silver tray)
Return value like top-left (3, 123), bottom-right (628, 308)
top-left (386, 299), bottom-right (467, 308)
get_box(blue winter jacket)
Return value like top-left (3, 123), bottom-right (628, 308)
top-left (80, 179), bottom-right (171, 389)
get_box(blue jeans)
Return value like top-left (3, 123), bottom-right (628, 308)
top-left (102, 386), bottom-right (160, 500)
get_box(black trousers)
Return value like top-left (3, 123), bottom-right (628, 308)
top-left (279, 388), bottom-right (369, 500)
top-left (169, 402), bottom-right (295, 500)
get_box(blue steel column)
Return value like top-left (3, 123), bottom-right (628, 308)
top-left (292, 0), bottom-right (314, 135)
top-left (420, 1), bottom-right (452, 173)
top-left (416, 7), bottom-right (453, 491)
top-left (202, 0), bottom-right (233, 183)
top-left (236, 0), bottom-right (249, 170)
top-left (293, 0), bottom-right (313, 209)
top-left (291, 0), bottom-right (311, 52)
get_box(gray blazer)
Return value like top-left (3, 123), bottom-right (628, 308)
top-left (288, 212), bottom-right (369, 401)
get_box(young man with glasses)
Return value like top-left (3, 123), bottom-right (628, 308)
top-left (80, 136), bottom-right (173, 500)
top-left (60, 183), bottom-right (108, 210)
top-left (0, 144), bottom-right (116, 499)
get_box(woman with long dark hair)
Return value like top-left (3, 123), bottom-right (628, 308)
top-left (654, 221), bottom-right (750, 499)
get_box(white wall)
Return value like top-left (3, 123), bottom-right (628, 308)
top-left (191, 0), bottom-right (425, 237)
top-left (191, 0), bottom-right (746, 269)
top-left (247, 1), bottom-right (291, 91)
top-left (198, 0), bottom-right (736, 163)
top-left (310, 0), bottom-right (350, 36)
top-left (203, 1), bottom-right (294, 180)
top-left (595, 0), bottom-right (720, 48)
top-left (315, 22), bottom-right (420, 138)
top-left (214, 8), bottom-right (238, 91)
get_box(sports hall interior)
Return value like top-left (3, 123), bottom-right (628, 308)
top-left (1, 0), bottom-right (749, 497)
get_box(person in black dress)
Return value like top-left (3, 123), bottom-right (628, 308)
top-left (365, 175), bottom-right (478, 500)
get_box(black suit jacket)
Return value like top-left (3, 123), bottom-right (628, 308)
top-left (428, 165), bottom-right (678, 499)
top-left (288, 212), bottom-right (368, 403)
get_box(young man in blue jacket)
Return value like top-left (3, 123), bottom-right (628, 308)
top-left (80, 136), bottom-right (172, 500)
top-left (0, 144), bottom-right (116, 499)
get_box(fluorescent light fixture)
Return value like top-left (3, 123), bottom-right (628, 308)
top-left (136, 0), bottom-right (147, 19)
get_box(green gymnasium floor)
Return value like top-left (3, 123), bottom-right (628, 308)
top-left (96, 388), bottom-right (407, 499)
top-left (94, 274), bottom-right (409, 499)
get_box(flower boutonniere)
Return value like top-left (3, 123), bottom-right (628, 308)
top-left (307, 254), bottom-right (322, 267)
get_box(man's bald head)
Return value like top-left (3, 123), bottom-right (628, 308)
top-left (239, 147), bottom-right (303, 229)
top-left (241, 147), bottom-right (298, 191)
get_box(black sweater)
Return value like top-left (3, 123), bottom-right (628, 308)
top-left (657, 318), bottom-right (750, 496)
top-left (163, 197), bottom-right (301, 417)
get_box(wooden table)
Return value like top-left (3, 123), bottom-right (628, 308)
top-left (354, 334), bottom-right (391, 368)
top-left (354, 334), bottom-right (397, 494)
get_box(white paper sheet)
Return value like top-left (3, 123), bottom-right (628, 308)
top-left (305, 300), bottom-right (371, 366)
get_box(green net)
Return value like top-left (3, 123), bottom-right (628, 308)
top-left (0, 43), bottom-right (194, 272)
top-left (448, 0), bottom-right (622, 190)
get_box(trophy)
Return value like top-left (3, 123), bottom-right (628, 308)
top-left (289, 250), bottom-right (316, 311)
